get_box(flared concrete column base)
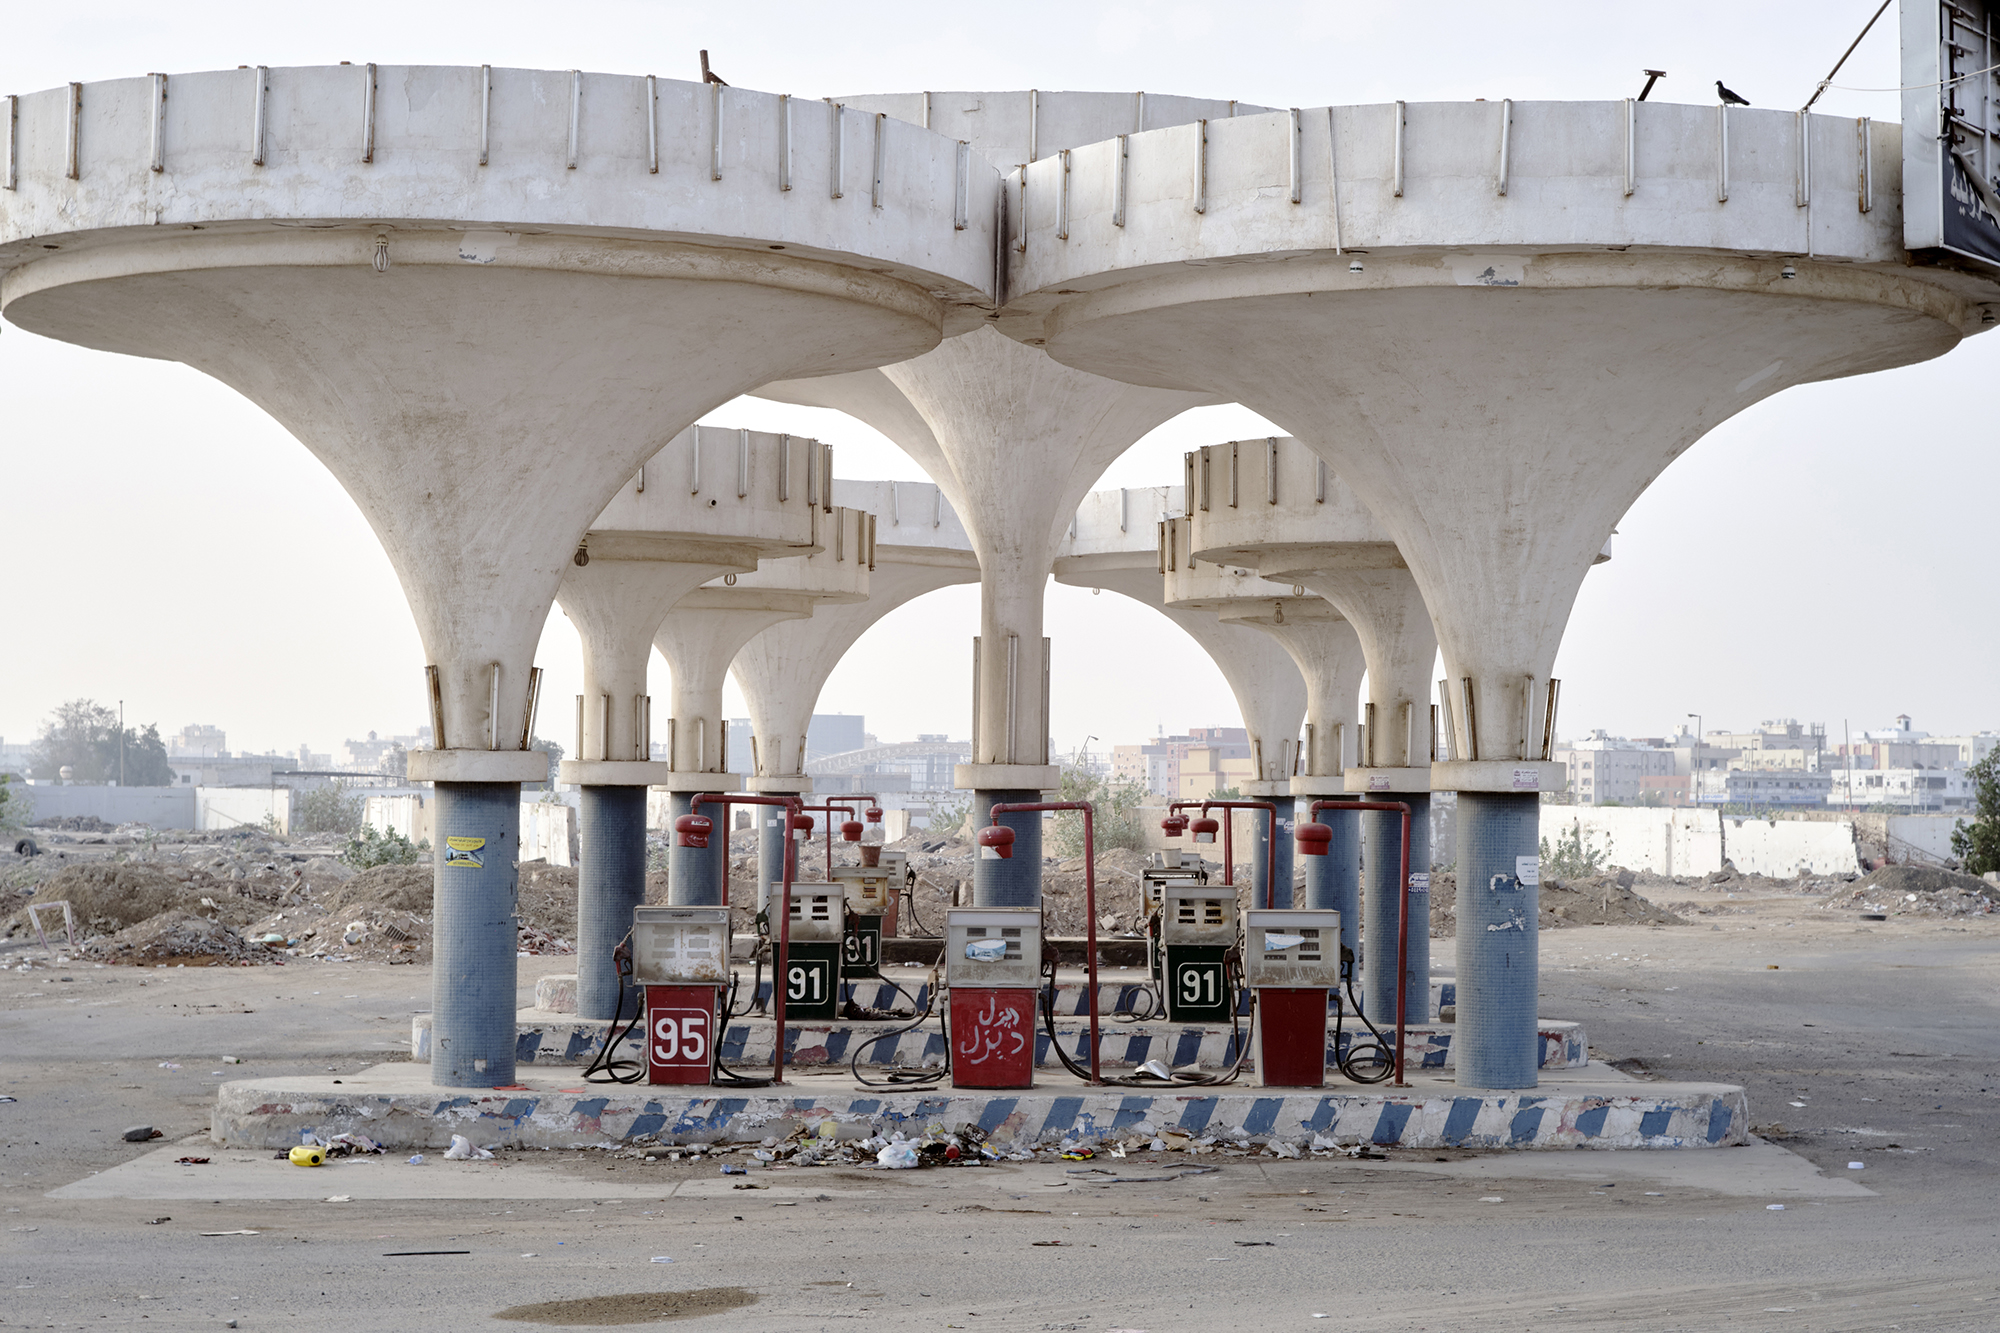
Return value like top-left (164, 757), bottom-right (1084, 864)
top-left (558, 760), bottom-right (672, 786)
top-left (1346, 766), bottom-right (1433, 793)
top-left (955, 763), bottom-right (1061, 791)
top-left (409, 750), bottom-right (550, 783)
top-left (1431, 760), bottom-right (1565, 794)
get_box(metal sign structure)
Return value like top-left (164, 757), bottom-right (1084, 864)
top-left (1905, 0), bottom-right (2000, 269)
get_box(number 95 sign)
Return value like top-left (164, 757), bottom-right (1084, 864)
top-left (643, 985), bottom-right (716, 1085)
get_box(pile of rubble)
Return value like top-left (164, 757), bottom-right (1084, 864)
top-left (1820, 864), bottom-right (1999, 919)
top-left (1425, 868), bottom-right (1688, 936)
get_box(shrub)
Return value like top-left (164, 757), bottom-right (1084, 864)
top-left (342, 824), bottom-right (425, 868)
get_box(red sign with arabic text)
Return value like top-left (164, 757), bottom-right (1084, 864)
top-left (948, 987), bottom-right (1036, 1089)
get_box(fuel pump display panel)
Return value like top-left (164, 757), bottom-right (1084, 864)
top-left (630, 907), bottom-right (730, 985)
top-left (1242, 909), bottom-right (1342, 989)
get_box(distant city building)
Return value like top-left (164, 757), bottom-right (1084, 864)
top-left (1554, 731), bottom-right (1676, 804)
top-left (1114, 727), bottom-right (1250, 797)
top-left (1826, 766), bottom-right (1977, 812)
top-left (1708, 719), bottom-right (1827, 772)
top-left (1696, 769), bottom-right (1833, 807)
top-left (1836, 716), bottom-right (1970, 772)
top-left (342, 731), bottom-right (400, 771)
top-left (167, 724), bottom-right (228, 758)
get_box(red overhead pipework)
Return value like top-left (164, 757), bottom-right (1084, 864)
top-left (1160, 813), bottom-right (1188, 838)
top-left (1169, 799), bottom-right (1279, 906)
top-left (975, 824), bottom-right (1016, 859)
top-left (1295, 822), bottom-right (1332, 857)
top-left (673, 813), bottom-right (712, 849)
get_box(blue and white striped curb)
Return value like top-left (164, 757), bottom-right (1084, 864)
top-left (214, 1076), bottom-right (1745, 1152)
top-left (411, 1013), bottom-right (1587, 1071)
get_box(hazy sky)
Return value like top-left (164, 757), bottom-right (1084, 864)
top-left (3, 1), bottom-right (1994, 764)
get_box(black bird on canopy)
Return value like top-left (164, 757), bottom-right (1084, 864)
top-left (1715, 80), bottom-right (1750, 106)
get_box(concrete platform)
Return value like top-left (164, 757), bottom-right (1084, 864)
top-left (211, 1061), bottom-right (1746, 1153)
top-left (410, 1010), bottom-right (1588, 1072)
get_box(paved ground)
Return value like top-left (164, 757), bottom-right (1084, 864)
top-left (3, 891), bottom-right (1997, 1330)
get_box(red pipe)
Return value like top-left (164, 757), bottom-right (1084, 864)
top-left (1170, 799), bottom-right (1279, 907)
top-left (987, 800), bottom-right (1101, 1086)
top-left (696, 792), bottom-right (805, 1087)
top-left (1307, 798), bottom-right (1414, 1087)
top-left (798, 801), bottom-right (858, 877)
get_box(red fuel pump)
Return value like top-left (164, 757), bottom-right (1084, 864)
top-left (688, 791), bottom-right (807, 1086)
top-left (1299, 798), bottom-right (1415, 1086)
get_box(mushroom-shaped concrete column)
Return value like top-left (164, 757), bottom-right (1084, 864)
top-left (0, 65), bottom-right (999, 1086)
top-left (730, 479), bottom-right (979, 908)
top-left (1183, 438), bottom-right (1439, 1021)
top-left (1051, 485), bottom-right (1309, 908)
top-left (1163, 518), bottom-right (1366, 928)
top-left (555, 428), bottom-right (821, 1020)
top-left (653, 507), bottom-right (873, 906)
top-left (759, 89), bottom-right (1260, 908)
top-left (1002, 100), bottom-right (1996, 1087)
top-left (758, 329), bottom-right (1208, 906)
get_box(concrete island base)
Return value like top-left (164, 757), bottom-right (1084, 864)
top-left (212, 1063), bottom-right (1745, 1153)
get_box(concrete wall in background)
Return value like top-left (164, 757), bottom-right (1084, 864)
top-left (19, 784), bottom-right (197, 829)
top-left (1721, 817), bottom-right (1856, 877)
top-left (364, 795), bottom-right (431, 847)
top-left (1560, 808), bottom-right (1727, 879)
top-left (197, 787), bottom-right (291, 835)
top-left (521, 801), bottom-right (579, 868)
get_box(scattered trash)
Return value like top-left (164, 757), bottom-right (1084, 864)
top-left (222, 1056), bottom-right (242, 1064)
top-left (145, 1217), bottom-right (170, 1225)
top-left (1233, 1240), bottom-right (1274, 1247)
top-left (1479, 1196), bottom-right (1505, 1203)
top-left (324, 1195), bottom-right (352, 1203)
top-left (650, 1256), bottom-right (673, 1264)
top-left (383, 1250), bottom-right (468, 1256)
top-left (443, 1135), bottom-right (493, 1161)
top-left (174, 1156), bottom-right (210, 1166)
top-left (1848, 1162), bottom-right (1865, 1170)
top-left (1766, 1204), bottom-right (1786, 1211)
top-left (1645, 1192), bottom-right (1664, 1196)
top-left (288, 1146), bottom-right (325, 1167)
top-left (122, 1126), bottom-right (161, 1142)
top-left (406, 1154), bottom-right (425, 1165)
top-left (876, 1138), bottom-right (921, 1170)
top-left (718, 1163), bottom-right (748, 1175)
top-left (1059, 1147), bottom-right (1096, 1161)
top-left (157, 1063), bottom-right (180, 1071)
top-left (1031, 1240), bottom-right (1068, 1247)
top-left (1137, 1058), bottom-right (1173, 1080)
top-left (201, 1230), bottom-right (260, 1236)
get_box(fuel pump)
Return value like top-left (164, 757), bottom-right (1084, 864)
top-left (832, 865), bottom-right (896, 976)
top-left (945, 824), bottom-right (1044, 1089)
top-left (1159, 882), bottom-right (1239, 1023)
top-left (782, 880), bottom-right (845, 1022)
top-left (628, 905), bottom-right (729, 1085)
top-left (1241, 907), bottom-right (1340, 1087)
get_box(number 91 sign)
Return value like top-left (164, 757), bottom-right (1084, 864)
top-left (643, 985), bottom-right (717, 1085)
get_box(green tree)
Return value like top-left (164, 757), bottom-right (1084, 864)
top-left (1540, 818), bottom-right (1608, 880)
top-left (1950, 750), bottom-right (2000, 876)
top-left (1048, 765), bottom-right (1150, 858)
top-left (0, 773), bottom-right (32, 830)
top-left (342, 824), bottom-right (425, 868)
top-left (292, 780), bottom-right (363, 835)
top-left (29, 699), bottom-right (173, 786)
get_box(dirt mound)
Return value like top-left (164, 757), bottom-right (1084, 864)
top-left (1822, 864), bottom-right (1998, 919)
top-left (29, 863), bottom-right (197, 932)
top-left (320, 863), bottom-right (432, 917)
top-left (83, 908), bottom-right (262, 965)
top-left (1426, 870), bottom-right (1688, 936)
top-left (33, 815), bottom-right (113, 832)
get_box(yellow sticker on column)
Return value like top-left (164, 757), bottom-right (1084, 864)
top-left (444, 836), bottom-right (486, 869)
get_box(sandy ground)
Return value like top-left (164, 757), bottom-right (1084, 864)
top-left (3, 888), bottom-right (1999, 1331)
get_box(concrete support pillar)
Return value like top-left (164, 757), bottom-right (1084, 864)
top-left (1453, 792), bottom-right (1541, 1089)
top-left (1241, 783), bottom-right (1294, 909)
top-left (665, 787), bottom-right (726, 907)
top-left (428, 781), bottom-right (523, 1088)
top-left (1360, 793), bottom-right (1431, 1023)
top-left (575, 785), bottom-right (648, 1021)
top-left (972, 789), bottom-right (1042, 907)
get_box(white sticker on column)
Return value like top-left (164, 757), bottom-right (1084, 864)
top-left (1369, 775), bottom-right (1391, 791)
top-left (1515, 856), bottom-right (1540, 887)
top-left (1512, 767), bottom-right (1540, 791)
top-left (1409, 872), bottom-right (1431, 894)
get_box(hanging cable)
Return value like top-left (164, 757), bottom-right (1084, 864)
top-left (583, 931), bottom-right (646, 1084)
top-left (1331, 947), bottom-right (1395, 1084)
top-left (850, 966), bottom-right (949, 1089)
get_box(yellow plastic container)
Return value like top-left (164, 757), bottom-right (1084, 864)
top-left (288, 1145), bottom-right (326, 1167)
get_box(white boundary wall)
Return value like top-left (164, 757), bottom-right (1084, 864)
top-left (196, 787), bottom-right (290, 835)
top-left (1554, 807), bottom-right (1863, 877)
